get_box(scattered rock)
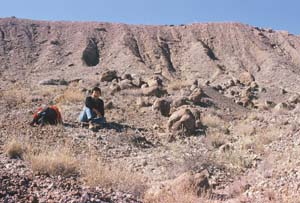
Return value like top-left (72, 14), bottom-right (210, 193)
top-left (152, 98), bottom-right (171, 117)
top-left (121, 73), bottom-right (133, 81)
top-left (172, 97), bottom-right (189, 108)
top-left (39, 79), bottom-right (69, 86)
top-left (100, 70), bottom-right (118, 82)
top-left (141, 84), bottom-right (149, 89)
top-left (288, 94), bottom-right (300, 104)
top-left (188, 88), bottom-right (204, 105)
top-left (132, 77), bottom-right (144, 87)
top-left (274, 102), bottom-right (289, 111)
top-left (136, 97), bottom-right (151, 107)
top-left (119, 79), bottom-right (133, 90)
top-left (147, 76), bottom-right (163, 87)
top-left (281, 88), bottom-right (288, 94)
top-left (105, 101), bottom-right (114, 109)
top-left (250, 81), bottom-right (258, 89)
top-left (167, 108), bottom-right (196, 135)
top-left (142, 86), bottom-right (167, 97)
top-left (110, 83), bottom-right (121, 94)
top-left (239, 72), bottom-right (255, 86)
top-left (219, 143), bottom-right (233, 152)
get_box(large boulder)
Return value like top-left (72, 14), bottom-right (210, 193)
top-left (144, 170), bottom-right (210, 202)
top-left (100, 70), bottom-right (117, 82)
top-left (167, 108), bottom-right (196, 135)
top-left (152, 98), bottom-right (171, 117)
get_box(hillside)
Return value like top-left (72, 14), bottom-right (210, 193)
top-left (1, 17), bottom-right (300, 202)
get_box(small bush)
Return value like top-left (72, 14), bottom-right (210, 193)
top-left (27, 148), bottom-right (78, 177)
top-left (4, 139), bottom-right (25, 159)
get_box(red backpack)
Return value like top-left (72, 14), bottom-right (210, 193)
top-left (30, 105), bottom-right (62, 126)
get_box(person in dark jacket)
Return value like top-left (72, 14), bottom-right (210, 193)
top-left (79, 87), bottom-right (106, 129)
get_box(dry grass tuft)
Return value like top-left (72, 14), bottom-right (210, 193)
top-left (201, 113), bottom-right (228, 133)
top-left (145, 191), bottom-right (199, 203)
top-left (27, 148), bottom-right (79, 177)
top-left (205, 132), bottom-right (227, 149)
top-left (216, 148), bottom-right (254, 171)
top-left (82, 158), bottom-right (147, 197)
top-left (234, 122), bottom-right (256, 137)
top-left (144, 190), bottom-right (216, 203)
top-left (2, 89), bottom-right (27, 106)
top-left (4, 138), bottom-right (25, 159)
top-left (54, 87), bottom-right (84, 104)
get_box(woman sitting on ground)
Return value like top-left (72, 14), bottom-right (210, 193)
top-left (79, 87), bottom-right (106, 129)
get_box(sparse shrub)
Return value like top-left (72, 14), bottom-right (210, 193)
top-left (2, 89), bottom-right (27, 106)
top-left (217, 149), bottom-right (253, 171)
top-left (82, 158), bottom-right (147, 197)
top-left (227, 179), bottom-right (250, 198)
top-left (145, 191), bottom-right (199, 203)
top-left (206, 132), bottom-right (227, 148)
top-left (201, 114), bottom-right (228, 133)
top-left (234, 122), bottom-right (256, 137)
top-left (4, 138), bottom-right (25, 159)
top-left (144, 190), bottom-right (215, 203)
top-left (27, 148), bottom-right (78, 177)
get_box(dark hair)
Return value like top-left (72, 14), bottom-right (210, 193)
top-left (92, 87), bottom-right (101, 94)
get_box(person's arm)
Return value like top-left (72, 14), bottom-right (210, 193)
top-left (93, 108), bottom-right (102, 117)
top-left (85, 97), bottom-right (93, 109)
top-left (99, 100), bottom-right (105, 117)
top-left (94, 99), bottom-right (104, 117)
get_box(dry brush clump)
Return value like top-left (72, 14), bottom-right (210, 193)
top-left (1, 88), bottom-right (27, 106)
top-left (4, 138), bottom-right (26, 159)
top-left (81, 158), bottom-right (148, 197)
top-left (144, 191), bottom-right (207, 203)
top-left (26, 147), bottom-right (79, 177)
top-left (214, 147), bottom-right (254, 172)
top-left (205, 132), bottom-right (228, 149)
top-left (201, 113), bottom-right (229, 133)
top-left (54, 87), bottom-right (85, 104)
